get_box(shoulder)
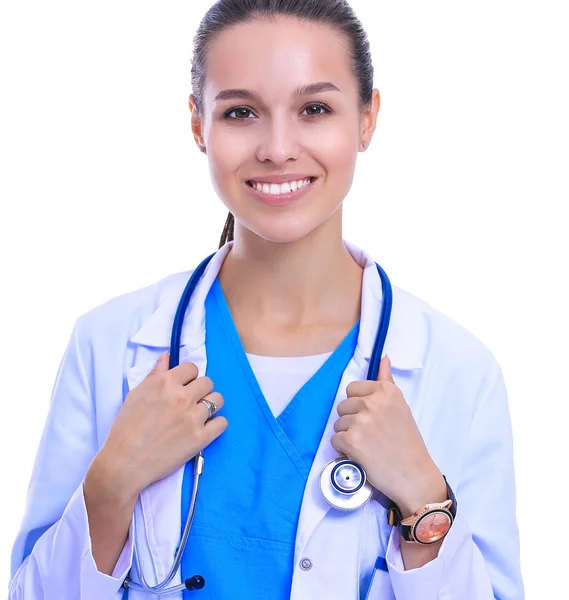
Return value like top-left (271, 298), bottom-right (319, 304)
top-left (393, 284), bottom-right (501, 382)
top-left (74, 269), bottom-right (195, 345)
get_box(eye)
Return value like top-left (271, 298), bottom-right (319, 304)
top-left (223, 107), bottom-right (256, 120)
top-left (222, 102), bottom-right (333, 120)
top-left (300, 102), bottom-right (332, 117)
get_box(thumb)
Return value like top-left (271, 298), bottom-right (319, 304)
top-left (150, 351), bottom-right (170, 374)
top-left (377, 354), bottom-right (394, 383)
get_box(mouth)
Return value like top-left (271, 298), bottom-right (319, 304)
top-left (246, 176), bottom-right (317, 193)
top-left (244, 177), bottom-right (318, 206)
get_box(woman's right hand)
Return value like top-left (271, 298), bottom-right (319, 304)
top-left (98, 351), bottom-right (228, 496)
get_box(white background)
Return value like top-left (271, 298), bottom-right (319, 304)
top-left (1, 1), bottom-right (567, 597)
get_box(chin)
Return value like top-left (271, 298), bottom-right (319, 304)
top-left (236, 210), bottom-right (336, 245)
top-left (247, 222), bottom-right (311, 244)
top-left (222, 182), bottom-right (343, 244)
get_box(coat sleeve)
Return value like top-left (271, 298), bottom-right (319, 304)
top-left (8, 317), bottom-right (135, 600)
top-left (384, 363), bottom-right (525, 600)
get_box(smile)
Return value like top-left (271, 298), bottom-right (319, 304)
top-left (246, 177), bottom-right (316, 195)
top-left (244, 177), bottom-right (317, 206)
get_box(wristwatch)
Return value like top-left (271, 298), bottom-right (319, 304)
top-left (386, 474), bottom-right (457, 545)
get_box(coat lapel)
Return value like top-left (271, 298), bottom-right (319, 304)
top-left (124, 239), bottom-right (427, 582)
top-left (293, 240), bottom-right (427, 559)
top-left (124, 243), bottom-right (234, 585)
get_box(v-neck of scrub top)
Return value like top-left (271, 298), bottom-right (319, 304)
top-left (180, 276), bottom-right (360, 600)
top-left (210, 276), bottom-right (361, 478)
top-left (245, 350), bottom-right (334, 419)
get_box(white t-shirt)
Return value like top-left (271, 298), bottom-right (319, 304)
top-left (245, 351), bottom-right (334, 418)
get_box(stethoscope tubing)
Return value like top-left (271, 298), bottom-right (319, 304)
top-left (126, 455), bottom-right (203, 594)
top-left (125, 254), bottom-right (216, 595)
top-left (169, 251), bottom-right (393, 379)
top-left (124, 251), bottom-right (392, 595)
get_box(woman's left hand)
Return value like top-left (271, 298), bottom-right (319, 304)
top-left (330, 355), bottom-right (447, 515)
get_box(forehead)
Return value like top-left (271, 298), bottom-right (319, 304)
top-left (203, 17), bottom-right (356, 103)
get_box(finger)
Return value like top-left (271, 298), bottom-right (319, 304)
top-left (336, 396), bottom-right (364, 417)
top-left (333, 414), bottom-right (356, 433)
top-left (201, 415), bottom-right (229, 446)
top-left (170, 360), bottom-right (200, 386)
top-left (377, 355), bottom-right (394, 383)
top-left (149, 351), bottom-right (170, 375)
top-left (183, 376), bottom-right (215, 405)
top-left (345, 379), bottom-right (377, 398)
top-left (196, 391), bottom-right (224, 423)
top-left (329, 431), bottom-right (348, 456)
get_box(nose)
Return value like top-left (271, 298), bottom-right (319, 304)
top-left (255, 111), bottom-right (302, 165)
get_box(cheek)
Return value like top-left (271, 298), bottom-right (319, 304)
top-left (207, 118), bottom-right (250, 162)
top-left (317, 141), bottom-right (358, 205)
top-left (209, 124), bottom-right (248, 156)
top-left (311, 125), bottom-right (358, 184)
top-left (207, 135), bottom-right (245, 199)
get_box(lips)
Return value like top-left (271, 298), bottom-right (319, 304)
top-left (244, 176), bottom-right (316, 206)
top-left (246, 176), bottom-right (316, 187)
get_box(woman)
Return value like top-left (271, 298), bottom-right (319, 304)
top-left (8, 1), bottom-right (524, 598)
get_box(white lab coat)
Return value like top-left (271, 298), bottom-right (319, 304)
top-left (8, 239), bottom-right (525, 600)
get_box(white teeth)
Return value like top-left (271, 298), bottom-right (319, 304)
top-left (250, 178), bottom-right (313, 195)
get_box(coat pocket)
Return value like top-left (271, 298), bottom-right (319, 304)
top-left (363, 557), bottom-right (395, 600)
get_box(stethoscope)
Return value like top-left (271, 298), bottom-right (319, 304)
top-left (123, 251), bottom-right (392, 596)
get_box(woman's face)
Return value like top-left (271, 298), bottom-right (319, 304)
top-left (190, 17), bottom-right (379, 244)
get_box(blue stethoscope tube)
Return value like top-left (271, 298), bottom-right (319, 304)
top-left (123, 252), bottom-right (392, 596)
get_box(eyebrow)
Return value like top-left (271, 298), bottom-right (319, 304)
top-left (213, 81), bottom-right (341, 103)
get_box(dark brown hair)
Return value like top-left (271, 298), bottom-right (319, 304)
top-left (190, 0), bottom-right (374, 249)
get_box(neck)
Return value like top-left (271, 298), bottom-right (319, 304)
top-left (217, 212), bottom-right (364, 328)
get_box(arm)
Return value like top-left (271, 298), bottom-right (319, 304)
top-left (8, 318), bottom-right (135, 600)
top-left (385, 364), bottom-right (525, 599)
top-left (83, 453), bottom-right (139, 577)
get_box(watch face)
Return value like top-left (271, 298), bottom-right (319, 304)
top-left (413, 510), bottom-right (452, 544)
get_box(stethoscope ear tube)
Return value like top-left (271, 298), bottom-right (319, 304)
top-left (123, 453), bottom-right (206, 595)
top-left (367, 262), bottom-right (393, 382)
top-left (169, 252), bottom-right (218, 369)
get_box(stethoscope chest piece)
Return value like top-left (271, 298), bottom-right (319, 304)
top-left (320, 457), bottom-right (373, 511)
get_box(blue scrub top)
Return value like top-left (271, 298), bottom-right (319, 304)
top-left (180, 276), bottom-right (360, 598)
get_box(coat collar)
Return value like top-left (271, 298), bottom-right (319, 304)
top-left (129, 239), bottom-right (426, 371)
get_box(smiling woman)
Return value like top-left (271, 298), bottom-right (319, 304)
top-left (8, 1), bottom-right (524, 600)
top-left (188, 2), bottom-right (377, 249)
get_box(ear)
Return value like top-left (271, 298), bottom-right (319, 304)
top-left (189, 94), bottom-right (206, 154)
top-left (359, 88), bottom-right (380, 151)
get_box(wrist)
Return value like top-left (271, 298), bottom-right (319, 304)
top-left (388, 472), bottom-right (456, 546)
top-left (86, 449), bottom-right (141, 506)
top-left (394, 467), bottom-right (448, 518)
